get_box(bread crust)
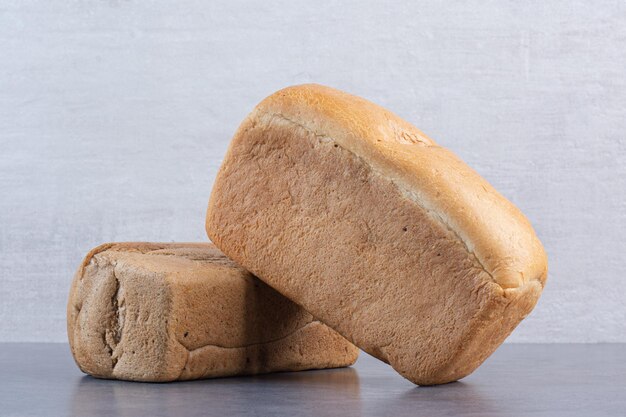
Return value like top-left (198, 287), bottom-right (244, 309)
top-left (67, 242), bottom-right (358, 382)
top-left (253, 84), bottom-right (547, 290)
top-left (206, 84), bottom-right (547, 385)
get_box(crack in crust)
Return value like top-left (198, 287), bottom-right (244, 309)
top-left (103, 268), bottom-right (119, 369)
top-left (175, 321), bottom-right (316, 379)
top-left (180, 321), bottom-right (314, 354)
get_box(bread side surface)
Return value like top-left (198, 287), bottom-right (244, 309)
top-left (67, 243), bottom-right (178, 381)
top-left (206, 85), bottom-right (547, 385)
top-left (253, 84), bottom-right (547, 290)
top-left (67, 242), bottom-right (358, 381)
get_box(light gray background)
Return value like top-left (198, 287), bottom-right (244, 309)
top-left (1, 1), bottom-right (624, 343)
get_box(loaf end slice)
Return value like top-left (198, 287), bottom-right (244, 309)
top-left (67, 242), bottom-right (358, 382)
top-left (206, 84), bottom-right (547, 385)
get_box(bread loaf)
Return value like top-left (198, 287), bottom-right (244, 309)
top-left (67, 242), bottom-right (358, 381)
top-left (206, 84), bottom-right (547, 385)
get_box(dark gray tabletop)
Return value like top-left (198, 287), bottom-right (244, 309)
top-left (1, 343), bottom-right (624, 417)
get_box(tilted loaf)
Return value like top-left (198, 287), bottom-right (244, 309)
top-left (206, 84), bottom-right (547, 385)
top-left (67, 242), bottom-right (358, 381)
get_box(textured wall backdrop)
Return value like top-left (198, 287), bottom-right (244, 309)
top-left (1, 1), bottom-right (625, 342)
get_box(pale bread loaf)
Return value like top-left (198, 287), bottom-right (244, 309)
top-left (67, 242), bottom-right (358, 381)
top-left (206, 84), bottom-right (547, 385)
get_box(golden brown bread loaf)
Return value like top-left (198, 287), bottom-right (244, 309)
top-left (67, 242), bottom-right (358, 382)
top-left (206, 84), bottom-right (548, 385)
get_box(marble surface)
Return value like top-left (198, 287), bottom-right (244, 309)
top-left (2, 1), bottom-right (626, 344)
top-left (1, 343), bottom-right (624, 416)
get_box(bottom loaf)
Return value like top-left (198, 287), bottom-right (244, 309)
top-left (67, 242), bottom-right (358, 382)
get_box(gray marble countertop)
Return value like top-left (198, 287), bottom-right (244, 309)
top-left (1, 343), bottom-right (624, 416)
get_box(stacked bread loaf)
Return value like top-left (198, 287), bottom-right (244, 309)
top-left (68, 242), bottom-right (358, 381)
top-left (69, 84), bottom-right (546, 385)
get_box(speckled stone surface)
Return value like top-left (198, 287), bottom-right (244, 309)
top-left (1, 1), bottom-right (626, 345)
top-left (1, 343), bottom-right (624, 416)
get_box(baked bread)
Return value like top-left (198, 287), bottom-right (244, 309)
top-left (67, 242), bottom-right (358, 382)
top-left (206, 84), bottom-right (548, 385)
